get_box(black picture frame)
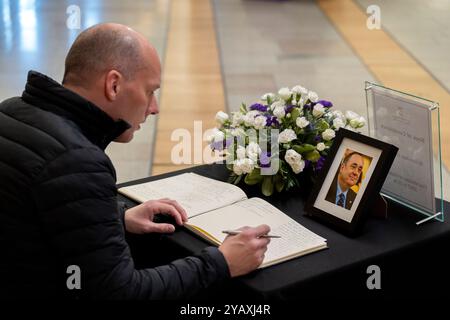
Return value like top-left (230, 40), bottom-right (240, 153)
top-left (305, 128), bottom-right (398, 236)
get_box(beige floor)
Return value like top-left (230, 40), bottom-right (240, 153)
top-left (152, 0), bottom-right (226, 176)
top-left (318, 0), bottom-right (450, 169)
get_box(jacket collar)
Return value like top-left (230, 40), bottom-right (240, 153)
top-left (21, 70), bottom-right (131, 150)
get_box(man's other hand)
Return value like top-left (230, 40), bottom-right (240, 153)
top-left (124, 198), bottom-right (188, 234)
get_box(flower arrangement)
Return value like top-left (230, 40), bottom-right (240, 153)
top-left (209, 85), bottom-right (366, 196)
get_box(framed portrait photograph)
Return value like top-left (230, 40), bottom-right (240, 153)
top-left (305, 128), bottom-right (398, 236)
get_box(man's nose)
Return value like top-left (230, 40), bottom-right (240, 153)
top-left (147, 96), bottom-right (159, 116)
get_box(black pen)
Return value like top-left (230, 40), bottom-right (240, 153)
top-left (222, 230), bottom-right (281, 238)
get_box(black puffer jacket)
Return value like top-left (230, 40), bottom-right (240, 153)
top-left (0, 71), bottom-right (229, 299)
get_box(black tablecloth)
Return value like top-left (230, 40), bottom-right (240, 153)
top-left (118, 164), bottom-right (450, 300)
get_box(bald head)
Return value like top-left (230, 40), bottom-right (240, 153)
top-left (61, 23), bottom-right (161, 143)
top-left (63, 23), bottom-right (154, 87)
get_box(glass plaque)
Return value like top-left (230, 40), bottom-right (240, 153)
top-left (365, 82), bottom-right (447, 223)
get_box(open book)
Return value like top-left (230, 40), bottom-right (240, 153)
top-left (118, 172), bottom-right (327, 268)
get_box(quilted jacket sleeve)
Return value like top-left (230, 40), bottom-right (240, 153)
top-left (31, 147), bottom-right (230, 300)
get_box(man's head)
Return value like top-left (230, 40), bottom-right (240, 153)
top-left (62, 23), bottom-right (161, 142)
top-left (338, 152), bottom-right (364, 191)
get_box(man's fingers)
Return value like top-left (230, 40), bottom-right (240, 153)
top-left (158, 199), bottom-right (188, 222)
top-left (147, 222), bottom-right (175, 234)
top-left (246, 224), bottom-right (271, 238)
top-left (153, 202), bottom-right (184, 226)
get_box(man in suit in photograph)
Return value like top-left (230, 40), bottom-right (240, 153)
top-left (325, 152), bottom-right (364, 210)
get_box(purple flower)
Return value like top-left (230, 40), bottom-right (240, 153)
top-left (260, 152), bottom-right (271, 168)
top-left (284, 104), bottom-right (295, 113)
top-left (317, 100), bottom-right (333, 108)
top-left (315, 156), bottom-right (326, 171)
top-left (210, 137), bottom-right (233, 151)
top-left (303, 104), bottom-right (312, 110)
top-left (265, 115), bottom-right (280, 127)
top-left (314, 135), bottom-right (322, 142)
top-left (250, 103), bottom-right (268, 112)
top-left (304, 160), bottom-right (311, 169)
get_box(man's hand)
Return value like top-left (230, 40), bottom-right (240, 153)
top-left (218, 224), bottom-right (271, 277)
top-left (124, 198), bottom-right (188, 234)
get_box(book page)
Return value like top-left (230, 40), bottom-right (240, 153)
top-left (187, 197), bottom-right (327, 267)
top-left (118, 173), bottom-right (247, 218)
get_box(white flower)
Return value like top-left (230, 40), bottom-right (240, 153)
top-left (349, 116), bottom-right (366, 129)
top-left (253, 115), bottom-right (267, 130)
top-left (215, 111), bottom-right (229, 124)
top-left (278, 87), bottom-right (292, 101)
top-left (344, 125), bottom-right (356, 132)
top-left (213, 129), bottom-right (225, 142)
top-left (284, 149), bottom-right (305, 174)
top-left (285, 149), bottom-right (301, 165)
top-left (243, 110), bottom-right (260, 126)
top-left (297, 96), bottom-right (306, 107)
top-left (278, 129), bottom-right (297, 143)
top-left (322, 128), bottom-right (336, 141)
top-left (308, 91), bottom-right (319, 103)
top-left (345, 110), bottom-right (359, 121)
top-left (246, 142), bottom-right (261, 161)
top-left (312, 103), bottom-right (325, 117)
top-left (230, 127), bottom-right (245, 137)
top-left (261, 93), bottom-right (276, 102)
top-left (231, 112), bottom-right (244, 126)
top-left (236, 146), bottom-right (246, 160)
top-left (316, 142), bottom-right (326, 151)
top-left (273, 105), bottom-right (286, 119)
top-left (270, 100), bottom-right (285, 111)
top-left (359, 116), bottom-right (366, 127)
top-left (291, 161), bottom-right (306, 174)
top-left (207, 128), bottom-right (224, 143)
top-left (296, 116), bottom-right (310, 129)
top-left (233, 158), bottom-right (255, 175)
top-left (333, 117), bottom-right (345, 129)
top-left (332, 110), bottom-right (345, 120)
top-left (291, 85), bottom-right (308, 96)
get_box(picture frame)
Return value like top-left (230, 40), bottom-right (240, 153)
top-left (305, 128), bottom-right (398, 236)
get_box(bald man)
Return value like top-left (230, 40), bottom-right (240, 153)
top-left (0, 23), bottom-right (270, 299)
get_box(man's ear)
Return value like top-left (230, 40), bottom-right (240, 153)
top-left (104, 70), bottom-right (122, 101)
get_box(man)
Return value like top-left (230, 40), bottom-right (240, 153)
top-left (325, 152), bottom-right (364, 210)
top-left (0, 23), bottom-right (270, 299)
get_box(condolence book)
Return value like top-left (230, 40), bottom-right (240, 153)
top-left (118, 173), bottom-right (327, 268)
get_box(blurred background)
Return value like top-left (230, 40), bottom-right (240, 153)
top-left (0, 0), bottom-right (449, 185)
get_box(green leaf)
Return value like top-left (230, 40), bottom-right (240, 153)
top-left (244, 169), bottom-right (263, 185)
top-left (285, 173), bottom-right (299, 190)
top-left (292, 144), bottom-right (315, 154)
top-left (305, 150), bottom-right (321, 162)
top-left (240, 103), bottom-right (247, 113)
top-left (290, 108), bottom-right (301, 121)
top-left (274, 174), bottom-right (285, 193)
top-left (261, 176), bottom-right (274, 196)
top-left (316, 119), bottom-right (330, 132)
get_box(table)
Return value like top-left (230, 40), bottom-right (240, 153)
top-left (118, 164), bottom-right (450, 300)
